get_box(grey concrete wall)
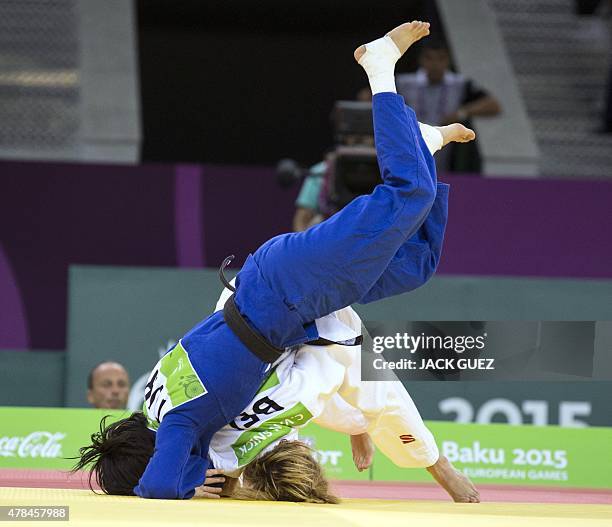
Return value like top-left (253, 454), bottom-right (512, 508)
top-left (354, 275), bottom-right (612, 321)
top-left (0, 351), bottom-right (65, 407)
top-left (76, 0), bottom-right (141, 162)
top-left (0, 0), bottom-right (140, 163)
top-left (436, 0), bottom-right (540, 176)
top-left (62, 267), bottom-right (612, 420)
top-left (3, 266), bottom-right (611, 426)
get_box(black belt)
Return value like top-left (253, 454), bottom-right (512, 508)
top-left (219, 256), bottom-right (363, 364)
top-left (307, 336), bottom-right (363, 346)
top-left (223, 294), bottom-right (285, 363)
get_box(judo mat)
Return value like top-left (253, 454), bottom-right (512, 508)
top-left (1, 486), bottom-right (611, 527)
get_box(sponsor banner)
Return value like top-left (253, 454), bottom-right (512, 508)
top-left (0, 407), bottom-right (128, 470)
top-left (370, 422), bottom-right (612, 489)
top-left (1, 407), bottom-right (610, 490)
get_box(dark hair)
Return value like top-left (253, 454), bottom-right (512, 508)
top-left (421, 38), bottom-right (449, 53)
top-left (71, 412), bottom-right (155, 495)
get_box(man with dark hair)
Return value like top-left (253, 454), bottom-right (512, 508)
top-left (75, 20), bottom-right (476, 500)
top-left (86, 361), bottom-right (130, 410)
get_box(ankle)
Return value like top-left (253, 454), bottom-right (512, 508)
top-left (357, 37), bottom-right (399, 95)
top-left (427, 455), bottom-right (451, 474)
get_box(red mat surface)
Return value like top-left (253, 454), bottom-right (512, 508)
top-left (0, 469), bottom-right (97, 490)
top-left (2, 469), bottom-right (611, 505)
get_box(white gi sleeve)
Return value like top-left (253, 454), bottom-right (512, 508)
top-left (321, 307), bottom-right (440, 468)
top-left (214, 280), bottom-right (235, 312)
top-left (313, 393), bottom-right (369, 435)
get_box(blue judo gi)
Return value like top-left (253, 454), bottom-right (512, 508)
top-left (134, 93), bottom-right (449, 499)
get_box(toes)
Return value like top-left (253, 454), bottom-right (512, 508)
top-left (411, 21), bottom-right (425, 33)
top-left (456, 125), bottom-right (476, 142)
top-left (454, 493), bottom-right (479, 503)
top-left (354, 45), bottom-right (366, 63)
top-left (415, 21), bottom-right (430, 36)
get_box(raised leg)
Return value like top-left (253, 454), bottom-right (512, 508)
top-left (249, 93), bottom-right (437, 330)
top-left (235, 23), bottom-right (442, 348)
top-left (247, 22), bottom-right (444, 335)
top-left (357, 181), bottom-right (448, 304)
top-left (357, 118), bottom-right (475, 304)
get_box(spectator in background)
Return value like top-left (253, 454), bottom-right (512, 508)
top-left (294, 36), bottom-right (500, 231)
top-left (292, 95), bottom-right (375, 232)
top-left (574, 0), bottom-right (612, 133)
top-left (87, 361), bottom-right (130, 409)
top-left (574, 0), bottom-right (606, 15)
top-left (292, 161), bottom-right (326, 231)
top-left (604, 66), bottom-right (612, 133)
top-left (395, 40), bottom-right (501, 173)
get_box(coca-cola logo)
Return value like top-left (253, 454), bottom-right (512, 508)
top-left (0, 432), bottom-right (65, 458)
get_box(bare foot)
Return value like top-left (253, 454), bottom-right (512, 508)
top-left (354, 21), bottom-right (430, 63)
top-left (350, 433), bottom-right (374, 472)
top-left (426, 455), bottom-right (480, 503)
top-left (436, 123), bottom-right (476, 147)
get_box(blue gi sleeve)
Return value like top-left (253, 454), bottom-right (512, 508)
top-left (133, 411), bottom-right (211, 499)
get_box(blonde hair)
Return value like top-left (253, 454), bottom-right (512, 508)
top-left (233, 440), bottom-right (340, 504)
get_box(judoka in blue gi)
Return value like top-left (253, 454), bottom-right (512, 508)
top-left (73, 21), bottom-right (477, 501)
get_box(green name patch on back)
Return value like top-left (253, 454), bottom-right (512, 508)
top-left (142, 341), bottom-right (207, 431)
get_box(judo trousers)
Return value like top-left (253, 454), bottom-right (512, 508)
top-left (237, 92), bottom-right (449, 349)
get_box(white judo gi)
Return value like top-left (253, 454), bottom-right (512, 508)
top-left (208, 284), bottom-right (440, 476)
